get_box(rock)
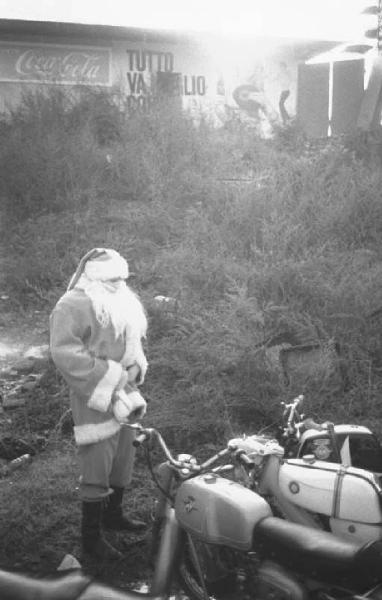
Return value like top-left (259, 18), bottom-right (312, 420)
top-left (153, 296), bottom-right (178, 311)
top-left (8, 454), bottom-right (32, 473)
top-left (0, 454), bottom-right (32, 477)
top-left (57, 554), bottom-right (82, 571)
top-left (0, 435), bottom-right (40, 459)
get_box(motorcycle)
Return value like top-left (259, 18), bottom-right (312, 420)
top-left (229, 394), bottom-right (382, 543)
top-left (2, 422), bottom-right (382, 600)
top-left (137, 424), bottom-right (382, 600)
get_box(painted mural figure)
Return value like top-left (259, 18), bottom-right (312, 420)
top-left (50, 248), bottom-right (148, 561)
top-left (230, 59), bottom-right (293, 135)
top-left (232, 84), bottom-right (268, 119)
top-left (278, 61), bottom-right (292, 124)
top-left (231, 83), bottom-right (275, 137)
top-left (279, 89), bottom-right (291, 124)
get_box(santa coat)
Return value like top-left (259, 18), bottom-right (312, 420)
top-left (50, 288), bottom-right (146, 445)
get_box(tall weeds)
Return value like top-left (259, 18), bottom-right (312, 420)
top-left (2, 88), bottom-right (382, 438)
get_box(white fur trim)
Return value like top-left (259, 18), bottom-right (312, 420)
top-left (74, 418), bottom-right (121, 445)
top-left (84, 251), bottom-right (128, 282)
top-left (88, 360), bottom-right (122, 412)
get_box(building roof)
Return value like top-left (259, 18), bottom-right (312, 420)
top-left (0, 18), bottom-right (341, 61)
top-left (0, 18), bottom-right (188, 44)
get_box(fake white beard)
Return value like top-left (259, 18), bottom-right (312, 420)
top-left (75, 276), bottom-right (147, 339)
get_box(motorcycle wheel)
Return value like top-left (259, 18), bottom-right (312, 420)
top-left (150, 517), bottom-right (224, 599)
top-left (177, 534), bottom-right (238, 600)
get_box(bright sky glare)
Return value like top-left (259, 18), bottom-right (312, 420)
top-left (0, 0), bottom-right (373, 41)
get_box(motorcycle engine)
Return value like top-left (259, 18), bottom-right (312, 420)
top-left (188, 545), bottom-right (305, 600)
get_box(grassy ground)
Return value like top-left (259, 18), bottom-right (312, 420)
top-left (0, 443), bottom-right (157, 588)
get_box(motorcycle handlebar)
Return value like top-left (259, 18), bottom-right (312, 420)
top-left (281, 395), bottom-right (304, 435)
top-left (130, 425), bottom-right (202, 470)
top-left (133, 430), bottom-right (151, 447)
top-left (235, 450), bottom-right (255, 467)
top-left (281, 396), bottom-right (335, 440)
top-left (128, 424), bottom-right (246, 472)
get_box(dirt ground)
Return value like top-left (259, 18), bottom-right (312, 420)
top-left (0, 300), bottom-right (49, 369)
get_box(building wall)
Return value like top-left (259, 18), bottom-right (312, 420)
top-left (0, 21), bottom-right (332, 132)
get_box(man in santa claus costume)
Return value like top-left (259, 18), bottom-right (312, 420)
top-left (50, 248), bottom-right (148, 561)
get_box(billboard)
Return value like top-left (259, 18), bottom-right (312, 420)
top-left (0, 42), bottom-right (111, 86)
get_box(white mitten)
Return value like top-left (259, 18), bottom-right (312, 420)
top-left (113, 389), bottom-right (147, 423)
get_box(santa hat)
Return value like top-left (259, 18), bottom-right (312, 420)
top-left (67, 248), bottom-right (129, 291)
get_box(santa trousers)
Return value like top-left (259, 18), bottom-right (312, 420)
top-left (77, 426), bottom-right (136, 501)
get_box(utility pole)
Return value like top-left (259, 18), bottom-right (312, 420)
top-left (357, 1), bottom-right (382, 131)
top-left (364, 0), bottom-right (382, 53)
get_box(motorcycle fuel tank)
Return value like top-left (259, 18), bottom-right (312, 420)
top-left (175, 473), bottom-right (272, 550)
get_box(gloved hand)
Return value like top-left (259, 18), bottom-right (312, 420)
top-left (116, 370), bottom-right (129, 391)
top-left (112, 389), bottom-right (147, 423)
top-left (126, 363), bottom-right (141, 385)
top-left (135, 353), bottom-right (148, 386)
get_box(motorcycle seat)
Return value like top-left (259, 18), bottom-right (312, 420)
top-left (253, 516), bottom-right (382, 584)
top-left (0, 568), bottom-right (91, 600)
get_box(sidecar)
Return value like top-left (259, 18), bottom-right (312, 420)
top-left (297, 425), bottom-right (382, 473)
top-left (279, 457), bottom-right (382, 542)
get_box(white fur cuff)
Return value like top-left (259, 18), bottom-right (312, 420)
top-left (74, 418), bottom-right (121, 445)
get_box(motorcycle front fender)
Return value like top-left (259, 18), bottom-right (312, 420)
top-left (150, 507), bottom-right (183, 597)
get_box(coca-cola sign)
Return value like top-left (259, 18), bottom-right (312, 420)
top-left (0, 43), bottom-right (111, 85)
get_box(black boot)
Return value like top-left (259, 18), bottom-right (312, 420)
top-left (103, 486), bottom-right (146, 531)
top-left (81, 500), bottom-right (123, 561)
